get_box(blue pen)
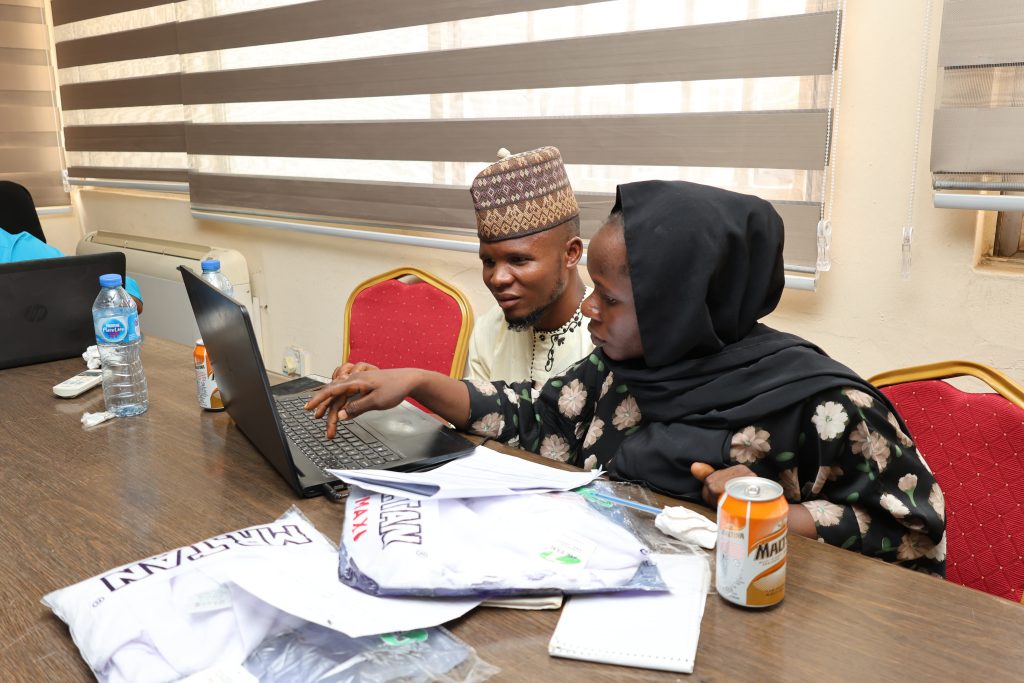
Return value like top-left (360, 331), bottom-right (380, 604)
top-left (578, 487), bottom-right (662, 515)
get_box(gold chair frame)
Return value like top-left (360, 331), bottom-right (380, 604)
top-left (868, 360), bottom-right (1024, 412)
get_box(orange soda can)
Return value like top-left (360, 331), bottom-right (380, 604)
top-left (193, 339), bottom-right (224, 411)
top-left (716, 476), bottom-right (787, 607)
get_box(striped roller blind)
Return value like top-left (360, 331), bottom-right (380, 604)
top-left (932, 0), bottom-right (1024, 197)
top-left (52, 0), bottom-right (842, 273)
top-left (0, 0), bottom-right (67, 207)
top-left (52, 0), bottom-right (185, 183)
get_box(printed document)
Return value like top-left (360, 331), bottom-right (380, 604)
top-left (329, 446), bottom-right (602, 499)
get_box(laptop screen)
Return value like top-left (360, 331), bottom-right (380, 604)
top-left (178, 266), bottom-right (301, 491)
top-left (179, 265), bottom-right (476, 498)
top-left (0, 252), bottom-right (125, 369)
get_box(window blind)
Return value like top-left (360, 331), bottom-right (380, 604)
top-left (932, 0), bottom-right (1024, 202)
top-left (52, 0), bottom-right (842, 274)
top-left (0, 0), bottom-right (67, 207)
top-left (52, 0), bottom-right (185, 183)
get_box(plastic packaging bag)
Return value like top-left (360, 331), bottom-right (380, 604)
top-left (578, 480), bottom-right (716, 593)
top-left (576, 481), bottom-right (708, 552)
top-left (243, 623), bottom-right (498, 683)
top-left (41, 508), bottom-right (333, 683)
top-left (339, 487), bottom-right (666, 597)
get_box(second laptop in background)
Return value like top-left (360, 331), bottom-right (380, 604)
top-left (0, 252), bottom-right (125, 370)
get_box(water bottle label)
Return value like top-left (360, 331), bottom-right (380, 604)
top-left (131, 312), bottom-right (142, 341)
top-left (95, 312), bottom-right (141, 343)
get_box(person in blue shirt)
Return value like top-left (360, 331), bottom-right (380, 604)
top-left (0, 230), bottom-right (144, 311)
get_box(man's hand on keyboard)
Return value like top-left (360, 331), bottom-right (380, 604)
top-left (331, 361), bottom-right (378, 381)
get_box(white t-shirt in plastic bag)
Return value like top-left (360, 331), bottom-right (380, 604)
top-left (340, 488), bottom-right (663, 597)
top-left (41, 508), bottom-right (328, 683)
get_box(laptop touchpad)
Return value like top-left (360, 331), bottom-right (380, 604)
top-left (358, 406), bottom-right (436, 437)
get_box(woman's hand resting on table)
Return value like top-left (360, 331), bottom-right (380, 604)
top-left (690, 463), bottom-right (756, 506)
top-left (690, 462), bottom-right (817, 538)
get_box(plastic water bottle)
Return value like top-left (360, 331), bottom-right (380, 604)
top-left (200, 258), bottom-right (234, 297)
top-left (196, 259), bottom-right (232, 411)
top-left (93, 274), bottom-right (148, 416)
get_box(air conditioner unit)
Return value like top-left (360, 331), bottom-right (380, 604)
top-left (76, 231), bottom-right (263, 354)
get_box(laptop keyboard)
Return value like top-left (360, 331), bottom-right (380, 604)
top-left (276, 396), bottom-right (403, 472)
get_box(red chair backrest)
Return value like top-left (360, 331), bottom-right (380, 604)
top-left (881, 379), bottom-right (1024, 602)
top-left (346, 277), bottom-right (466, 376)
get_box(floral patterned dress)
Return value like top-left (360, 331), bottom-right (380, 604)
top-left (464, 353), bottom-right (946, 575)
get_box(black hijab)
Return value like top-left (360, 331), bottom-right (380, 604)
top-left (0, 181), bottom-right (46, 243)
top-left (603, 181), bottom-right (891, 500)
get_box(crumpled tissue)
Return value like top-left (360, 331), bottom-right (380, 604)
top-left (654, 506), bottom-right (718, 549)
top-left (81, 411), bottom-right (117, 429)
top-left (82, 345), bottom-right (101, 369)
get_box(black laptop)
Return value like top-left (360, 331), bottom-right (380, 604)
top-left (178, 266), bottom-right (476, 498)
top-left (0, 252), bottom-right (126, 370)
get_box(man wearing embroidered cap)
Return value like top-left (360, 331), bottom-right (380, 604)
top-left (466, 146), bottom-right (594, 387)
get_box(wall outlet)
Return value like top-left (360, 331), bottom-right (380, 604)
top-left (282, 345), bottom-right (310, 377)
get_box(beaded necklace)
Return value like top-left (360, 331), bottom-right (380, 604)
top-left (526, 298), bottom-right (586, 384)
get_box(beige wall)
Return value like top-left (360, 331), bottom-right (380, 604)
top-left (40, 210), bottom-right (83, 256)
top-left (768, 0), bottom-right (1023, 383)
top-left (41, 0), bottom-right (1024, 384)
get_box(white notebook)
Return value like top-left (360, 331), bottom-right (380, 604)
top-left (548, 553), bottom-right (710, 674)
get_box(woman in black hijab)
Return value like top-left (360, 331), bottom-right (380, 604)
top-left (306, 180), bottom-right (945, 574)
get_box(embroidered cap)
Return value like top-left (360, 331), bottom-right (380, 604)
top-left (471, 146), bottom-right (580, 243)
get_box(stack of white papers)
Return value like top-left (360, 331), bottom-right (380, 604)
top-left (233, 555), bottom-right (480, 638)
top-left (328, 446), bottom-right (603, 500)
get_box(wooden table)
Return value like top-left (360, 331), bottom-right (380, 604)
top-left (2, 336), bottom-right (1022, 682)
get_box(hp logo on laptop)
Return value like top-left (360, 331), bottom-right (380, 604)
top-left (24, 303), bottom-right (47, 322)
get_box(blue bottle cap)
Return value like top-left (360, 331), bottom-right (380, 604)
top-left (99, 273), bottom-right (123, 288)
top-left (201, 258), bottom-right (221, 272)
